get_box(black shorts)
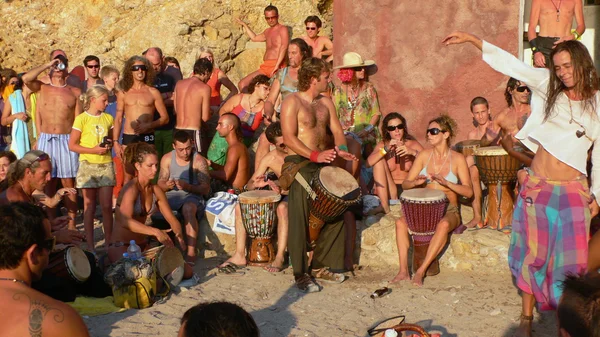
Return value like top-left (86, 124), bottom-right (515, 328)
top-left (173, 128), bottom-right (201, 153)
top-left (122, 133), bottom-right (155, 145)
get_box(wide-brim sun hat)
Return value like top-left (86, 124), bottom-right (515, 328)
top-left (333, 52), bottom-right (376, 69)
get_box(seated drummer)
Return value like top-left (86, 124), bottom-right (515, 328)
top-left (0, 202), bottom-right (90, 336)
top-left (0, 150), bottom-right (111, 302)
top-left (108, 142), bottom-right (187, 263)
top-left (391, 115), bottom-right (473, 286)
top-left (157, 130), bottom-right (211, 265)
top-left (366, 112), bottom-right (423, 214)
top-left (218, 121), bottom-right (289, 273)
top-left (207, 113), bottom-right (250, 194)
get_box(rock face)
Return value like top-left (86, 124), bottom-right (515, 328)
top-left (0, 0), bottom-right (332, 86)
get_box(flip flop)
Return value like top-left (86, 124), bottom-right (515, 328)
top-left (218, 262), bottom-right (246, 275)
top-left (264, 264), bottom-right (283, 273)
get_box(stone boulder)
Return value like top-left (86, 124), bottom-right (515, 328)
top-left (200, 211), bottom-right (236, 258)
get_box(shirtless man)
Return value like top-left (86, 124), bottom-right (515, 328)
top-left (23, 56), bottom-right (82, 229)
top-left (236, 5), bottom-right (289, 91)
top-left (0, 202), bottom-right (90, 337)
top-left (39, 50), bottom-right (83, 89)
top-left (173, 58), bottom-right (212, 153)
top-left (301, 16), bottom-right (333, 63)
top-left (207, 113), bottom-right (249, 192)
top-left (281, 58), bottom-right (357, 292)
top-left (528, 0), bottom-right (585, 68)
top-left (82, 55), bottom-right (103, 92)
top-left (113, 56), bottom-right (168, 182)
top-left (218, 122), bottom-right (289, 273)
top-left (467, 97), bottom-right (492, 140)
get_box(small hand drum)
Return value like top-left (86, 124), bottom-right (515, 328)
top-left (454, 140), bottom-right (482, 158)
top-left (400, 188), bottom-right (448, 276)
top-left (143, 245), bottom-right (185, 286)
top-left (47, 246), bottom-right (92, 284)
top-left (474, 146), bottom-right (522, 230)
top-left (238, 190), bottom-right (281, 266)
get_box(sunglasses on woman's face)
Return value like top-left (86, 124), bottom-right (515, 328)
top-left (386, 124), bottom-right (404, 132)
top-left (516, 86), bottom-right (530, 93)
top-left (427, 128), bottom-right (445, 135)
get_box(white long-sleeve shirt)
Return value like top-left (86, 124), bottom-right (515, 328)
top-left (482, 40), bottom-right (600, 197)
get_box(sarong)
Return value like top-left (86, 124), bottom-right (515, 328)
top-left (508, 170), bottom-right (590, 310)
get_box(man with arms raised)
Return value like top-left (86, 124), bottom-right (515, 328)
top-left (0, 202), bottom-right (89, 337)
top-left (157, 131), bottom-right (210, 264)
top-left (218, 122), bottom-right (289, 273)
top-left (23, 55), bottom-right (82, 229)
top-left (528, 0), bottom-right (585, 68)
top-left (444, 31), bottom-right (599, 337)
top-left (39, 50), bottom-right (83, 89)
top-left (113, 56), bottom-right (168, 182)
top-left (281, 58), bottom-right (357, 292)
top-left (301, 16), bottom-right (333, 63)
top-left (173, 58), bottom-right (212, 154)
top-left (236, 5), bottom-right (289, 91)
top-left (207, 113), bottom-right (250, 193)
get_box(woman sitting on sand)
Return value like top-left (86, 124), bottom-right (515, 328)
top-left (107, 142), bottom-right (186, 263)
top-left (390, 115), bottom-right (472, 286)
top-left (365, 112), bottom-right (423, 214)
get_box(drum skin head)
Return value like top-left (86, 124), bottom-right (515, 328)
top-left (319, 166), bottom-right (360, 197)
top-left (455, 140), bottom-right (481, 148)
top-left (474, 146), bottom-right (508, 156)
top-left (400, 188), bottom-right (446, 202)
top-left (239, 190), bottom-right (281, 204)
top-left (66, 246), bottom-right (91, 282)
top-left (156, 246), bottom-right (185, 280)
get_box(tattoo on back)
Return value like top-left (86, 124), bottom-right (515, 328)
top-left (13, 293), bottom-right (65, 337)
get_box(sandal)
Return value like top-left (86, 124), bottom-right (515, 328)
top-left (295, 273), bottom-right (321, 293)
top-left (311, 267), bottom-right (347, 284)
top-left (218, 262), bottom-right (246, 275)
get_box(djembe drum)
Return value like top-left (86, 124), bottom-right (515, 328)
top-left (142, 246), bottom-right (185, 286)
top-left (455, 140), bottom-right (482, 157)
top-left (474, 146), bottom-right (522, 231)
top-left (400, 188), bottom-right (448, 276)
top-left (308, 166), bottom-right (361, 248)
top-left (238, 190), bottom-right (281, 266)
top-left (47, 246), bottom-right (91, 284)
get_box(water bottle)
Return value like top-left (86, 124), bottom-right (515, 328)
top-left (122, 252), bottom-right (130, 260)
top-left (382, 329), bottom-right (398, 337)
top-left (127, 240), bottom-right (142, 260)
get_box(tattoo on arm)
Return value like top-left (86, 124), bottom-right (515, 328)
top-left (158, 169), bottom-right (170, 181)
top-left (13, 293), bottom-right (65, 337)
top-left (196, 158), bottom-right (210, 194)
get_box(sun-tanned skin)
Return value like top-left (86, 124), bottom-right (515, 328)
top-left (173, 69), bottom-right (211, 131)
top-left (23, 58), bottom-right (82, 229)
top-left (208, 114), bottom-right (250, 191)
top-left (301, 20), bottom-right (333, 62)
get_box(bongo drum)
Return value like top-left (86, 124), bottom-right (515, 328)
top-left (400, 188), bottom-right (448, 276)
top-left (47, 246), bottom-right (91, 284)
top-left (474, 146), bottom-right (522, 231)
top-left (454, 140), bottom-right (481, 157)
top-left (142, 246), bottom-right (185, 286)
top-left (308, 166), bottom-right (361, 247)
top-left (238, 190), bottom-right (281, 266)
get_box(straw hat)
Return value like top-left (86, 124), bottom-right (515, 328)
top-left (334, 52), bottom-right (376, 69)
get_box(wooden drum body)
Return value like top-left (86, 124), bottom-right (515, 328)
top-left (47, 246), bottom-right (91, 284)
top-left (474, 146), bottom-right (522, 230)
top-left (400, 188), bottom-right (448, 276)
top-left (308, 166), bottom-right (361, 248)
top-left (238, 190), bottom-right (281, 266)
top-left (143, 245), bottom-right (185, 286)
top-left (455, 140), bottom-right (481, 158)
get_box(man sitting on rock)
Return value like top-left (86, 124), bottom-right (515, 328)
top-left (157, 130), bottom-right (211, 265)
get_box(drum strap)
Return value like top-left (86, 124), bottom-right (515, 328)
top-left (295, 172), bottom-right (316, 200)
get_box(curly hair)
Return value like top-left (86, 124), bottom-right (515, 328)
top-left (428, 114), bottom-right (458, 146)
top-left (290, 38), bottom-right (312, 62)
top-left (504, 78), bottom-right (520, 107)
top-left (382, 112), bottom-right (414, 142)
top-left (544, 41), bottom-right (599, 121)
top-left (123, 142), bottom-right (157, 167)
top-left (119, 56), bottom-right (155, 92)
top-left (0, 202), bottom-right (48, 270)
top-left (248, 74), bottom-right (270, 94)
top-left (297, 58), bottom-right (330, 92)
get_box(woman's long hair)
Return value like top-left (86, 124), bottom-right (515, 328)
top-left (382, 112), bottom-right (413, 142)
top-left (544, 41), bottom-right (599, 121)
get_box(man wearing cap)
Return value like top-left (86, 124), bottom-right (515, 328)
top-left (23, 55), bottom-right (82, 230)
top-left (235, 5), bottom-right (289, 91)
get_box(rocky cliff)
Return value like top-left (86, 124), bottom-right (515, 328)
top-left (0, 0), bottom-right (332, 83)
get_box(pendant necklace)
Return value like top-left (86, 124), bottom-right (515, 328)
top-left (49, 80), bottom-right (67, 88)
top-left (551, 0), bottom-right (562, 22)
top-left (0, 278), bottom-right (28, 286)
top-left (567, 95), bottom-right (592, 141)
top-left (347, 84), bottom-right (360, 111)
top-left (433, 149), bottom-right (450, 175)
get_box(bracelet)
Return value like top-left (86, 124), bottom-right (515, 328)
top-left (338, 144), bottom-right (349, 152)
top-left (571, 29), bottom-right (581, 40)
top-left (379, 147), bottom-right (387, 156)
top-left (310, 150), bottom-right (320, 163)
top-left (529, 38), bottom-right (538, 50)
top-left (384, 145), bottom-right (390, 153)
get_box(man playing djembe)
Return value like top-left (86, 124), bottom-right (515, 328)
top-left (280, 57), bottom-right (357, 292)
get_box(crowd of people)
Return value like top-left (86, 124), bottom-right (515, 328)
top-left (0, 2), bottom-right (599, 337)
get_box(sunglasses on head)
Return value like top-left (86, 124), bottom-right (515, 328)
top-left (131, 65), bottom-right (148, 72)
top-left (516, 86), bottom-right (530, 93)
top-left (86, 64), bottom-right (100, 69)
top-left (40, 236), bottom-right (56, 252)
top-left (427, 128), bottom-right (446, 135)
top-left (386, 124), bottom-right (404, 132)
top-left (306, 27), bottom-right (317, 30)
top-left (23, 153), bottom-right (50, 167)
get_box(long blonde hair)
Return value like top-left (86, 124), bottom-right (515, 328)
top-left (80, 85), bottom-right (110, 111)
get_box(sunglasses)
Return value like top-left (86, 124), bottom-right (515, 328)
top-left (516, 86), bottom-right (530, 93)
top-left (306, 27), bottom-right (317, 30)
top-left (427, 128), bottom-right (446, 135)
top-left (131, 65), bottom-right (148, 72)
top-left (265, 15), bottom-right (278, 20)
top-left (386, 124), bottom-right (404, 132)
top-left (40, 236), bottom-right (56, 252)
top-left (86, 64), bottom-right (100, 69)
top-left (23, 153), bottom-right (50, 167)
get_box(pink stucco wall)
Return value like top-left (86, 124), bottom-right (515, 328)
top-left (333, 0), bottom-right (522, 143)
